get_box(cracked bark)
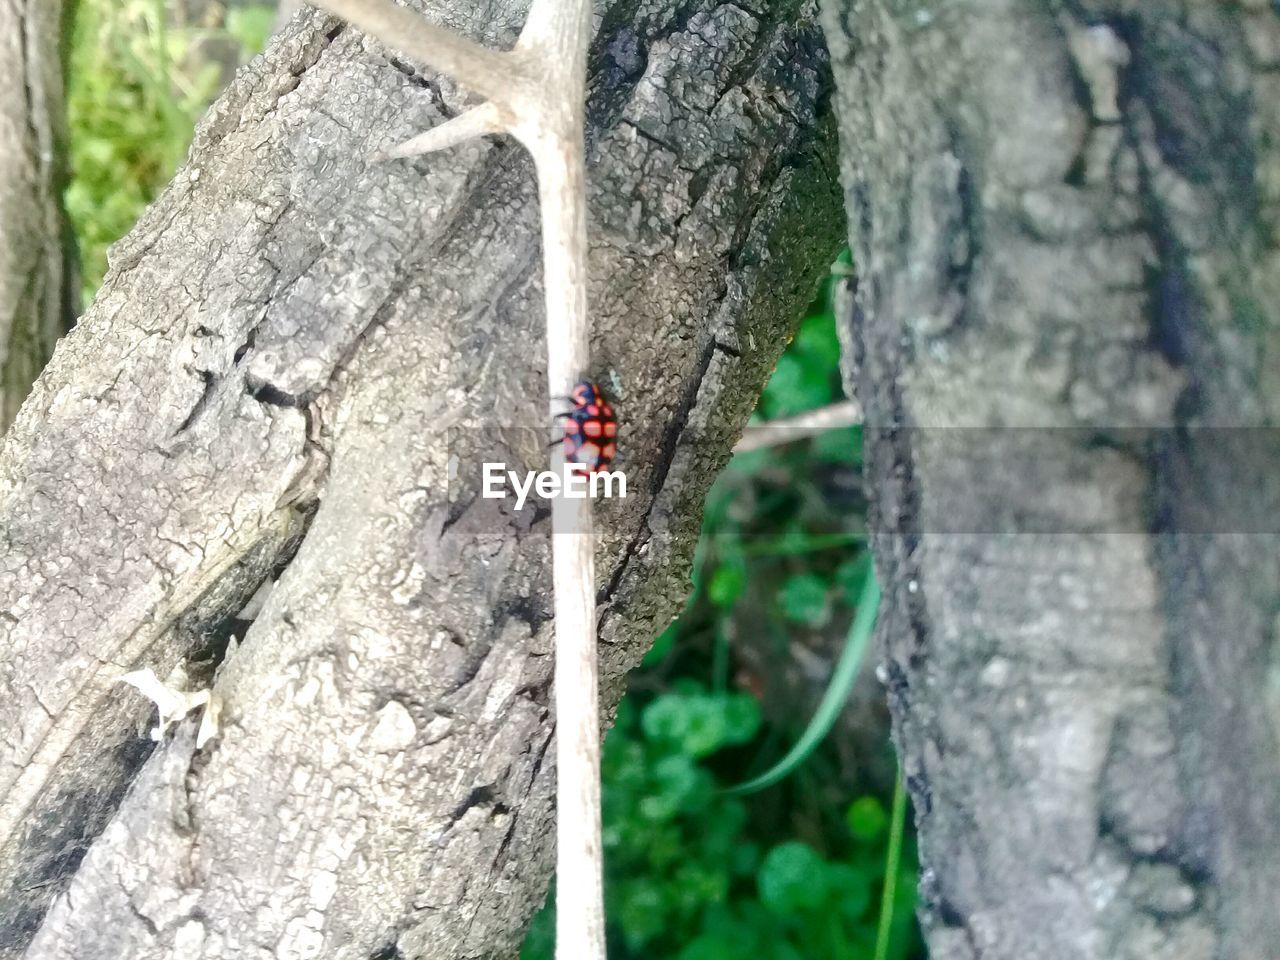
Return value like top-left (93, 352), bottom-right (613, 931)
top-left (823, 1), bottom-right (1280, 958)
top-left (0, 0), bottom-right (75, 433)
top-left (0, 1), bottom-right (843, 957)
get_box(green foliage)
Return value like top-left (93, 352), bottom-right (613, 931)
top-left (641, 684), bottom-right (761, 760)
top-left (523, 683), bottom-right (917, 960)
top-left (873, 777), bottom-right (913, 960)
top-left (757, 841), bottom-right (831, 912)
top-left (707, 562), bottom-right (747, 609)
top-left (778, 573), bottom-right (831, 628)
top-left (758, 314), bottom-right (843, 419)
top-left (756, 253), bottom-right (849, 421)
top-left (846, 796), bottom-right (889, 844)
top-left (65, 0), bottom-right (273, 302)
top-left (225, 6), bottom-right (276, 54)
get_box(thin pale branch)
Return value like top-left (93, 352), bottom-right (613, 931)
top-left (512, 1), bottom-right (603, 956)
top-left (311, 0), bottom-right (521, 104)
top-left (530, 127), bottom-right (602, 960)
top-left (732, 399), bottom-right (863, 453)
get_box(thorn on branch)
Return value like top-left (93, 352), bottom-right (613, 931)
top-left (379, 102), bottom-right (506, 159)
top-left (118, 666), bottom-right (222, 747)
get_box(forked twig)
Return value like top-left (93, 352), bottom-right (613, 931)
top-left (306, 1), bottom-right (602, 956)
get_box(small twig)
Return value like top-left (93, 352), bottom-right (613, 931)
top-left (306, 2), bottom-right (602, 957)
top-left (732, 399), bottom-right (863, 453)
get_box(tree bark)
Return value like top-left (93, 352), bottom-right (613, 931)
top-left (823, 1), bottom-right (1280, 958)
top-left (0, 1), bottom-right (842, 957)
top-left (0, 0), bottom-right (74, 433)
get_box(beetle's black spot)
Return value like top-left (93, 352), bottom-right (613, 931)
top-left (563, 379), bottom-right (618, 470)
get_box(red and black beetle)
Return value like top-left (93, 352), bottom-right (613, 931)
top-left (560, 379), bottom-right (618, 473)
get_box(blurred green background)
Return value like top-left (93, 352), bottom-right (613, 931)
top-left (63, 3), bottom-right (921, 957)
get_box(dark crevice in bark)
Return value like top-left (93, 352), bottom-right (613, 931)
top-left (231, 323), bottom-right (257, 364)
top-left (172, 369), bottom-right (219, 434)
top-left (440, 491), bottom-right (478, 534)
top-left (499, 593), bottom-right (551, 635)
top-left (649, 335), bottom-right (721, 500)
top-left (447, 784), bottom-right (499, 827)
top-left (442, 637), bottom-right (497, 696)
top-left (596, 327), bottom-right (726, 609)
top-left (1112, 16), bottom-right (1201, 383)
top-left (245, 375), bottom-right (306, 408)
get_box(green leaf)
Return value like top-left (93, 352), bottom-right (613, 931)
top-left (725, 444), bottom-right (770, 476)
top-left (678, 935), bottom-right (738, 960)
top-left (640, 694), bottom-right (687, 746)
top-left (672, 860), bottom-right (730, 915)
top-left (795, 313), bottom-right (842, 370)
top-left (682, 700), bottom-right (730, 758)
top-left (778, 573), bottom-right (831, 627)
top-left (639, 754), bottom-right (702, 821)
top-left (519, 899), bottom-right (555, 960)
top-left (761, 353), bottom-right (832, 418)
top-left (758, 842), bottom-right (829, 914)
top-left (722, 693), bottom-right (762, 745)
top-left (812, 423), bottom-right (863, 464)
top-left (874, 775), bottom-right (910, 960)
top-left (641, 688), bottom-right (759, 759)
top-left (729, 839), bottom-right (761, 878)
top-left (847, 796), bottom-right (889, 843)
top-left (616, 880), bottom-right (668, 948)
top-left (707, 562), bottom-right (746, 608)
top-left (827, 863), bottom-right (874, 920)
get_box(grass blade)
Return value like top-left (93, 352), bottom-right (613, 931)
top-left (725, 568), bottom-right (879, 794)
top-left (874, 772), bottom-right (907, 960)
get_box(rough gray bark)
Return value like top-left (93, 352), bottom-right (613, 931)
top-left (823, 1), bottom-right (1280, 958)
top-left (0, 1), bottom-right (842, 957)
top-left (0, 0), bottom-right (74, 433)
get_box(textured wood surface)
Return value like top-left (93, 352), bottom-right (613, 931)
top-left (824, 1), bottom-right (1280, 957)
top-left (0, 0), bottom-right (72, 432)
top-left (0, 1), bottom-right (844, 956)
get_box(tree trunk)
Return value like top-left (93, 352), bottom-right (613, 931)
top-left (0, 1), bottom-right (842, 957)
top-left (823, 1), bottom-right (1280, 958)
top-left (0, 0), bottom-right (74, 433)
